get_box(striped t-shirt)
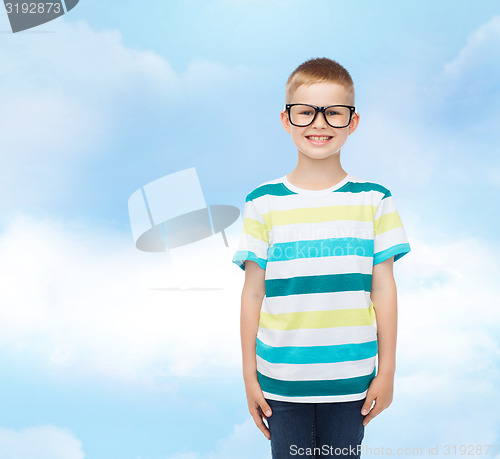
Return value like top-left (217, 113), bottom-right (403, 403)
top-left (232, 172), bottom-right (411, 403)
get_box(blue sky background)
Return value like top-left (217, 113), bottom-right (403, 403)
top-left (0, 1), bottom-right (499, 458)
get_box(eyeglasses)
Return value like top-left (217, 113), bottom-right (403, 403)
top-left (285, 104), bottom-right (356, 128)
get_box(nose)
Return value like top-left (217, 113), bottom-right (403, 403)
top-left (311, 110), bottom-right (328, 128)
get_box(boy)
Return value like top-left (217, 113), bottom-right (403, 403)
top-left (232, 57), bottom-right (411, 458)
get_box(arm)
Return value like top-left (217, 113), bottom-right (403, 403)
top-left (241, 260), bottom-right (265, 383)
top-left (372, 256), bottom-right (398, 377)
top-left (361, 256), bottom-right (397, 426)
top-left (241, 260), bottom-right (273, 440)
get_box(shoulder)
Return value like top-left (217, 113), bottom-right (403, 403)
top-left (245, 175), bottom-right (287, 203)
top-left (348, 174), bottom-right (392, 202)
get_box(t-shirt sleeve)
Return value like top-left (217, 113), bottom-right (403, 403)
top-left (232, 198), bottom-right (269, 271)
top-left (373, 189), bottom-right (411, 265)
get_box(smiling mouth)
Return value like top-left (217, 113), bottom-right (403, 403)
top-left (306, 135), bottom-right (333, 142)
top-left (306, 135), bottom-right (333, 145)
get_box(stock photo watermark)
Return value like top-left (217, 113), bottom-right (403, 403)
top-left (267, 225), bottom-right (374, 260)
top-left (3, 0), bottom-right (79, 33)
top-left (289, 443), bottom-right (499, 456)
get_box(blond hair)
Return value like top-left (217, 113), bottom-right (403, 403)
top-left (285, 57), bottom-right (355, 106)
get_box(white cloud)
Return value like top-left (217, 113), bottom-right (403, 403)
top-left (168, 418), bottom-right (271, 459)
top-left (435, 15), bottom-right (500, 97)
top-left (0, 425), bottom-right (84, 459)
top-left (0, 209), bottom-right (499, 447)
top-left (360, 233), bottom-right (500, 448)
top-left (421, 14), bottom-right (500, 136)
top-left (0, 10), bottom-right (498, 452)
top-left (0, 15), bottom-right (257, 215)
top-left (350, 15), bottom-right (500, 193)
top-left (0, 210), bottom-right (245, 388)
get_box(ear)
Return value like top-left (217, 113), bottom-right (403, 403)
top-left (280, 110), bottom-right (291, 134)
top-left (348, 111), bottom-right (360, 135)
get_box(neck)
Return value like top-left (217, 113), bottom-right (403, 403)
top-left (287, 152), bottom-right (347, 187)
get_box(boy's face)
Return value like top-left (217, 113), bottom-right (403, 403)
top-left (280, 82), bottom-right (359, 161)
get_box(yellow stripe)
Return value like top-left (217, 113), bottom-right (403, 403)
top-left (374, 211), bottom-right (402, 236)
top-left (243, 217), bottom-right (269, 243)
top-left (265, 205), bottom-right (376, 227)
top-left (260, 302), bottom-right (376, 330)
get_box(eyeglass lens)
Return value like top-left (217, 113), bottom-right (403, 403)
top-left (290, 105), bottom-right (351, 127)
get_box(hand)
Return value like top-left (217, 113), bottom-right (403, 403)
top-left (360, 372), bottom-right (394, 427)
top-left (245, 379), bottom-right (273, 440)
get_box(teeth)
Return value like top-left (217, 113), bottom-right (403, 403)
top-left (308, 136), bottom-right (331, 141)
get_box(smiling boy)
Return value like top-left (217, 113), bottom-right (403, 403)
top-left (232, 57), bottom-right (411, 458)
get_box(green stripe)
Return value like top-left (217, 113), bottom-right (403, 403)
top-left (245, 180), bottom-right (391, 201)
top-left (257, 367), bottom-right (376, 397)
top-left (265, 272), bottom-right (372, 298)
top-left (246, 183), bottom-right (293, 201)
top-left (349, 182), bottom-right (391, 197)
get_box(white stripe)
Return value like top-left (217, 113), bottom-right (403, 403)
top-left (242, 200), bottom-right (266, 223)
top-left (374, 195), bottom-right (397, 220)
top-left (257, 355), bottom-right (376, 381)
top-left (265, 254), bottom-right (373, 279)
top-left (269, 219), bottom-right (374, 245)
top-left (374, 226), bottom-right (409, 253)
top-left (261, 290), bottom-right (372, 314)
top-left (264, 190), bottom-right (375, 210)
top-left (262, 390), bottom-right (368, 403)
top-left (257, 321), bottom-right (377, 346)
top-left (236, 233), bottom-right (268, 260)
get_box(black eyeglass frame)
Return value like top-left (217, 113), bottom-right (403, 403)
top-left (285, 104), bottom-right (356, 128)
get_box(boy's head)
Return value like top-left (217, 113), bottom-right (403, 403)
top-left (285, 57), bottom-right (355, 106)
top-left (281, 57), bottom-right (359, 160)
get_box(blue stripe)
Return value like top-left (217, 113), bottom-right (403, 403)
top-left (269, 237), bottom-right (374, 262)
top-left (232, 250), bottom-right (267, 270)
top-left (256, 337), bottom-right (378, 364)
top-left (373, 243), bottom-right (411, 265)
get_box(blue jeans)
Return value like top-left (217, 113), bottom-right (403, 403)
top-left (265, 397), bottom-right (366, 458)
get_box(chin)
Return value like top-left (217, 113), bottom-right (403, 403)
top-left (303, 151), bottom-right (338, 160)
